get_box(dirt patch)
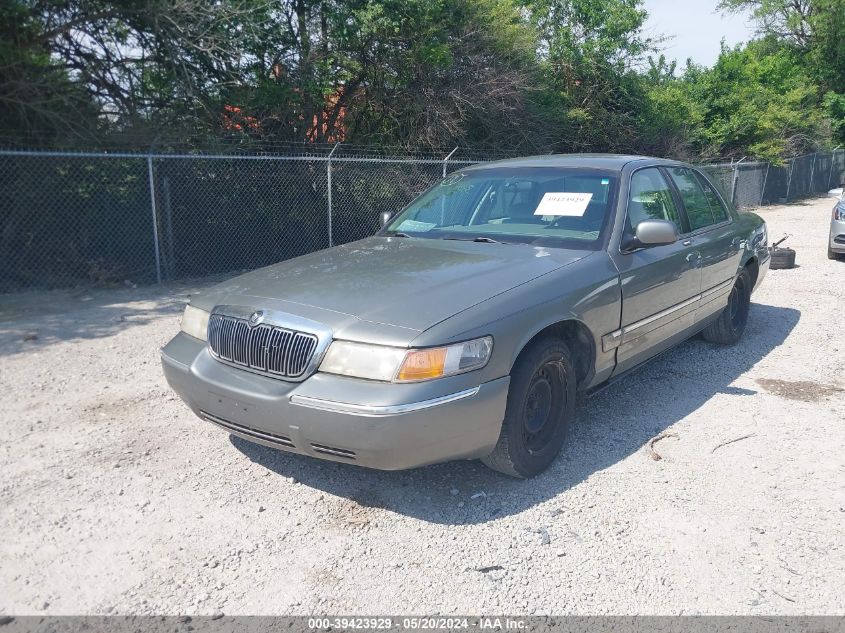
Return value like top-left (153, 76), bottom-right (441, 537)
top-left (82, 390), bottom-right (161, 414)
top-left (756, 378), bottom-right (844, 402)
top-left (325, 490), bottom-right (387, 529)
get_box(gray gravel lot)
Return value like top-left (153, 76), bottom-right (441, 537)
top-left (1, 197), bottom-right (843, 616)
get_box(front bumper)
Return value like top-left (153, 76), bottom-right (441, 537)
top-left (830, 218), bottom-right (845, 253)
top-left (161, 333), bottom-right (509, 470)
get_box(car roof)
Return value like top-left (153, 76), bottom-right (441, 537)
top-left (462, 153), bottom-right (686, 172)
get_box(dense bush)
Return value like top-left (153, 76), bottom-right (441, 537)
top-left (1, 0), bottom-right (842, 159)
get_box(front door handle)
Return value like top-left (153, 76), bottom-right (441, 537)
top-left (686, 251), bottom-right (701, 264)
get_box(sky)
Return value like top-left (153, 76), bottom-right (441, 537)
top-left (642, 0), bottom-right (756, 67)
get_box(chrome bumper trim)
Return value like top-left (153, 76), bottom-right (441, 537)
top-left (289, 386), bottom-right (481, 416)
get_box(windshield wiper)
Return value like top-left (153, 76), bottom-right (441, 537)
top-left (443, 236), bottom-right (503, 244)
top-left (388, 232), bottom-right (412, 238)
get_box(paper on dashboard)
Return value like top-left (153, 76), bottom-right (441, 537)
top-left (533, 192), bottom-right (593, 217)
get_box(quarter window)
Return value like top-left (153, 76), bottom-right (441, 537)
top-left (667, 167), bottom-right (726, 231)
top-left (627, 168), bottom-right (680, 232)
top-left (694, 171), bottom-right (729, 223)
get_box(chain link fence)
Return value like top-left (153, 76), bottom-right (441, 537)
top-left (698, 150), bottom-right (845, 209)
top-left (2, 147), bottom-right (843, 292)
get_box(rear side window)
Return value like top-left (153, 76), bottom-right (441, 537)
top-left (627, 168), bottom-right (680, 232)
top-left (694, 171), bottom-right (729, 223)
top-left (667, 167), bottom-right (726, 231)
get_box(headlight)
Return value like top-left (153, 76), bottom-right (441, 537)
top-left (319, 336), bottom-right (493, 382)
top-left (319, 341), bottom-right (407, 381)
top-left (834, 204), bottom-right (845, 221)
top-left (180, 305), bottom-right (210, 341)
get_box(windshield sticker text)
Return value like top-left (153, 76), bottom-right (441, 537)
top-left (440, 173), bottom-right (465, 186)
top-left (533, 192), bottom-right (593, 217)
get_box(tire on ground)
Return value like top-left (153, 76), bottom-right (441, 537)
top-left (482, 336), bottom-right (576, 478)
top-left (702, 267), bottom-right (752, 345)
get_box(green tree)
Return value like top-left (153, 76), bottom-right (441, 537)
top-left (223, 0), bottom-right (544, 150)
top-left (720, 0), bottom-right (845, 88)
top-left (678, 41), bottom-right (826, 160)
top-left (526, 0), bottom-right (657, 152)
top-left (0, 0), bottom-right (274, 145)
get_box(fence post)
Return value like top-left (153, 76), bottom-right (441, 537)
top-left (146, 155), bottom-right (162, 284)
top-left (443, 146), bottom-right (458, 178)
top-left (830, 147), bottom-right (842, 189)
top-left (809, 152), bottom-right (817, 194)
top-left (785, 158), bottom-right (794, 202)
top-left (730, 157), bottom-right (746, 207)
top-left (162, 176), bottom-right (176, 279)
top-left (760, 162), bottom-right (770, 207)
top-left (326, 143), bottom-right (340, 248)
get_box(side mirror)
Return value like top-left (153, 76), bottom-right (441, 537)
top-left (623, 219), bottom-right (680, 251)
top-left (828, 188), bottom-right (843, 199)
top-left (379, 211), bottom-right (393, 227)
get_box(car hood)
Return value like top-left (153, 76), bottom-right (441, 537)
top-left (193, 237), bottom-right (590, 338)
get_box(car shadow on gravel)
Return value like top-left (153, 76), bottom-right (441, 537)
top-left (0, 281), bottom-right (213, 355)
top-left (232, 302), bottom-right (800, 525)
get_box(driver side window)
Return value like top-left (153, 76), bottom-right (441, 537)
top-left (627, 168), bottom-right (680, 233)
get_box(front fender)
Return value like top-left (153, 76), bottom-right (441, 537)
top-left (410, 253), bottom-right (622, 390)
top-left (738, 214), bottom-right (770, 292)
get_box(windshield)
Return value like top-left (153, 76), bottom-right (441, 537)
top-left (383, 167), bottom-right (618, 249)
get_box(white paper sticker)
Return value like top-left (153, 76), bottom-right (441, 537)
top-left (533, 192), bottom-right (593, 217)
top-left (440, 173), bottom-right (465, 186)
top-left (396, 219), bottom-right (437, 232)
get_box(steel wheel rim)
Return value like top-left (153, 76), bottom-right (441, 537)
top-left (522, 361), bottom-right (565, 453)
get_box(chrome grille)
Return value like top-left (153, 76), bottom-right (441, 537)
top-left (207, 314), bottom-right (318, 379)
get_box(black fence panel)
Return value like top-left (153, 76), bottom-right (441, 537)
top-left (761, 165), bottom-right (788, 204)
top-left (152, 157), bottom-right (330, 280)
top-left (0, 153), bottom-right (155, 291)
top-left (329, 160), bottom-right (444, 246)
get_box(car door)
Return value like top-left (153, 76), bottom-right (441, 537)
top-left (664, 167), bottom-right (742, 323)
top-left (607, 167), bottom-right (703, 375)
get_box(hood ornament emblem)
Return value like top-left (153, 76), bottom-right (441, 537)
top-left (248, 310), bottom-right (264, 326)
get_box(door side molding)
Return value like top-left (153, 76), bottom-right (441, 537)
top-left (602, 294), bottom-right (701, 352)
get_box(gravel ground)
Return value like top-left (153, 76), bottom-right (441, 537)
top-left (1, 197), bottom-right (843, 616)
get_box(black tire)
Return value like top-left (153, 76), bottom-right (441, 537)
top-left (702, 268), bottom-right (751, 345)
top-left (829, 246), bottom-right (841, 260)
top-left (481, 337), bottom-right (576, 478)
top-left (769, 247), bottom-right (796, 269)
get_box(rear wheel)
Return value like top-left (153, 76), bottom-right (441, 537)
top-left (702, 267), bottom-right (751, 345)
top-left (481, 337), bottom-right (576, 478)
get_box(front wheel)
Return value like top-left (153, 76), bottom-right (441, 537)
top-left (481, 337), bottom-right (576, 478)
top-left (702, 268), bottom-right (751, 345)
